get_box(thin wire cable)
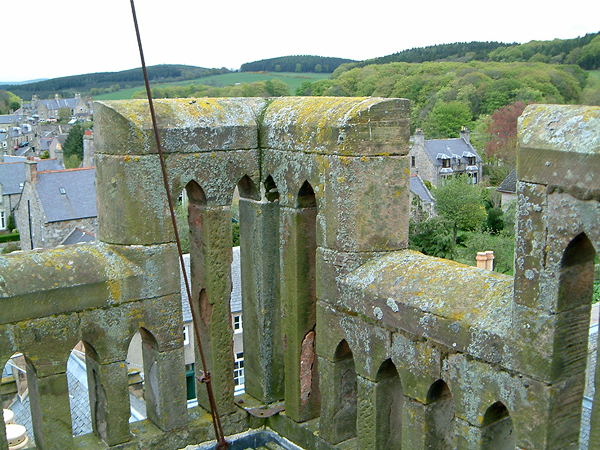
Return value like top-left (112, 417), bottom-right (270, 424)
top-left (128, 2), bottom-right (228, 448)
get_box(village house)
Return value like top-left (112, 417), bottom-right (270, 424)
top-left (18, 94), bottom-right (92, 122)
top-left (0, 155), bottom-right (63, 231)
top-left (409, 127), bottom-right (483, 186)
top-left (15, 162), bottom-right (96, 250)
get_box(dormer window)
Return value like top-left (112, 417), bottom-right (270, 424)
top-left (442, 158), bottom-right (451, 168)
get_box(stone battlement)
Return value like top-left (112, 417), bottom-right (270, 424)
top-left (0, 99), bottom-right (598, 450)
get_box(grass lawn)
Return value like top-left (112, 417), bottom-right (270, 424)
top-left (93, 72), bottom-right (331, 100)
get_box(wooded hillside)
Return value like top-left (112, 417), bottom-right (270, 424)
top-left (0, 65), bottom-right (229, 100)
top-left (296, 61), bottom-right (591, 132)
top-left (241, 55), bottom-right (356, 73)
top-left (338, 32), bottom-right (600, 72)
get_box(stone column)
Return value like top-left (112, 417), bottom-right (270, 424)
top-left (280, 201), bottom-right (320, 422)
top-left (27, 367), bottom-right (74, 450)
top-left (401, 398), bottom-right (427, 450)
top-left (189, 203), bottom-right (235, 415)
top-left (142, 343), bottom-right (187, 431)
top-left (85, 356), bottom-right (131, 445)
top-left (239, 197), bottom-right (284, 403)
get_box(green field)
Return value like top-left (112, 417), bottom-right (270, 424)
top-left (93, 72), bottom-right (331, 100)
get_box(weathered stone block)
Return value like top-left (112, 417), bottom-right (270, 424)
top-left (518, 104), bottom-right (600, 191)
top-left (315, 248), bottom-right (381, 307)
top-left (390, 332), bottom-right (441, 402)
top-left (165, 150), bottom-right (260, 206)
top-left (261, 97), bottom-right (410, 156)
top-left (13, 314), bottom-right (79, 377)
top-left (316, 302), bottom-right (391, 380)
top-left (320, 154), bottom-right (410, 252)
top-left (95, 154), bottom-right (172, 245)
top-left (94, 98), bottom-right (265, 155)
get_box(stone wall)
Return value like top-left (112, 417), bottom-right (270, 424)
top-left (0, 99), bottom-right (597, 450)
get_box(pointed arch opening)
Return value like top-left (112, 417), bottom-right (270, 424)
top-left (66, 341), bottom-right (92, 437)
top-left (481, 401), bottom-right (515, 449)
top-left (297, 180), bottom-right (316, 208)
top-left (425, 379), bottom-right (455, 449)
top-left (375, 359), bottom-right (403, 448)
top-left (2, 353), bottom-right (36, 448)
top-left (264, 175), bottom-right (279, 203)
top-left (552, 232), bottom-right (598, 445)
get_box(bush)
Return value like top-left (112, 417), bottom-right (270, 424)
top-left (0, 232), bottom-right (20, 243)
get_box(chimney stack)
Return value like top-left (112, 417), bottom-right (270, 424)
top-left (414, 128), bottom-right (425, 148)
top-left (460, 126), bottom-right (471, 144)
top-left (25, 159), bottom-right (38, 184)
top-left (476, 251), bottom-right (495, 271)
top-left (82, 129), bottom-right (95, 168)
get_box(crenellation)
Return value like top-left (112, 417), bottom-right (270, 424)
top-left (0, 98), bottom-right (597, 449)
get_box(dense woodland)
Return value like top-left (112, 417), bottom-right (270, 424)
top-left (296, 61), bottom-right (592, 131)
top-left (342, 32), bottom-right (600, 70)
top-left (240, 55), bottom-right (356, 73)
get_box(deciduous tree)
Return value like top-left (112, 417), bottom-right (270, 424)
top-left (484, 101), bottom-right (527, 165)
top-left (434, 175), bottom-right (487, 240)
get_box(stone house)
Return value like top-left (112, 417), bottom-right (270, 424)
top-left (410, 127), bottom-right (483, 186)
top-left (15, 162), bottom-right (96, 250)
top-left (49, 134), bottom-right (68, 164)
top-left (409, 174), bottom-right (435, 220)
top-left (20, 94), bottom-right (92, 121)
top-left (0, 156), bottom-right (63, 231)
top-left (497, 167), bottom-right (517, 209)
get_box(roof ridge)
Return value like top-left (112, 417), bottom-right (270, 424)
top-left (38, 167), bottom-right (95, 174)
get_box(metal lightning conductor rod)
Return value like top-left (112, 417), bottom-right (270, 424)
top-left (128, 1), bottom-right (229, 448)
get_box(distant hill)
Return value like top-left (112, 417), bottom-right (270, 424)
top-left (0, 78), bottom-right (48, 86)
top-left (0, 65), bottom-right (229, 101)
top-left (334, 32), bottom-right (600, 74)
top-left (241, 55), bottom-right (356, 74)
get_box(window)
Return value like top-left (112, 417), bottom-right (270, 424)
top-left (442, 158), bottom-right (451, 168)
top-left (234, 352), bottom-right (245, 391)
top-left (0, 211), bottom-right (5, 230)
top-left (411, 156), bottom-right (416, 167)
top-left (233, 314), bottom-right (243, 334)
top-left (183, 325), bottom-right (190, 345)
top-left (59, 187), bottom-right (66, 195)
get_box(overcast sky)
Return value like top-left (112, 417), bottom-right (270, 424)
top-left (2, 0), bottom-right (599, 83)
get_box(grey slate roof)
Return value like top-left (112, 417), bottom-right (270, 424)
top-left (410, 176), bottom-right (435, 204)
top-left (0, 115), bottom-right (17, 125)
top-left (36, 168), bottom-right (96, 222)
top-left (0, 159), bottom-right (63, 195)
top-left (497, 168), bottom-right (517, 194)
top-left (39, 98), bottom-right (78, 111)
top-left (180, 247), bottom-right (242, 323)
top-left (423, 138), bottom-right (482, 166)
top-left (60, 227), bottom-right (96, 245)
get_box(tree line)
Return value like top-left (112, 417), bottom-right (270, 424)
top-left (131, 79), bottom-right (290, 99)
top-left (296, 61), bottom-right (590, 132)
top-left (241, 55), bottom-right (356, 74)
top-left (336, 32), bottom-right (600, 72)
top-left (0, 65), bottom-right (230, 100)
